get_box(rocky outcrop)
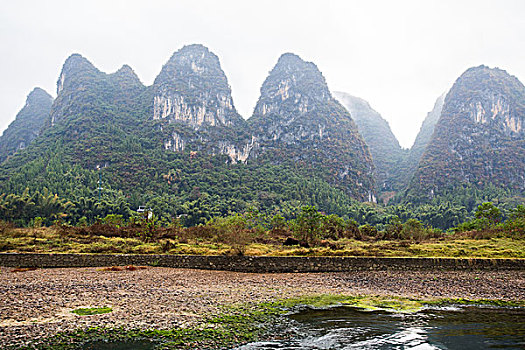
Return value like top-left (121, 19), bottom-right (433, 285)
top-left (249, 53), bottom-right (375, 200)
top-left (335, 92), bottom-right (408, 194)
top-left (153, 45), bottom-right (253, 163)
top-left (408, 65), bottom-right (525, 199)
top-left (0, 88), bottom-right (53, 162)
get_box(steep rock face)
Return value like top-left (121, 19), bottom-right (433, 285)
top-left (249, 54), bottom-right (375, 201)
top-left (399, 93), bottom-right (445, 187)
top-left (0, 88), bottom-right (53, 162)
top-left (334, 92), bottom-right (407, 193)
top-left (152, 44), bottom-right (252, 162)
top-left (409, 66), bottom-right (525, 198)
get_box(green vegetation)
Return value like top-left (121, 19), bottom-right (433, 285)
top-left (71, 307), bottom-right (112, 316)
top-left (12, 294), bottom-right (524, 350)
top-left (0, 202), bottom-right (523, 258)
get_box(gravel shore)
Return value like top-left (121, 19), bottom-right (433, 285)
top-left (0, 267), bottom-right (524, 347)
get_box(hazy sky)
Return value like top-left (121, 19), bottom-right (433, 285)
top-left (1, 0), bottom-right (524, 148)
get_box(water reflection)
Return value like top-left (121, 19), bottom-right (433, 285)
top-left (236, 306), bottom-right (525, 350)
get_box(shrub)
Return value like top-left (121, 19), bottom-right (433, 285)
top-left (321, 214), bottom-right (346, 240)
top-left (359, 224), bottom-right (378, 238)
top-left (475, 202), bottom-right (502, 226)
top-left (207, 215), bottom-right (253, 255)
top-left (101, 214), bottom-right (124, 227)
top-left (384, 216), bottom-right (403, 240)
top-left (399, 219), bottom-right (434, 241)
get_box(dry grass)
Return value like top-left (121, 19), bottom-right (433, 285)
top-left (10, 267), bottom-right (38, 273)
top-left (0, 226), bottom-right (523, 258)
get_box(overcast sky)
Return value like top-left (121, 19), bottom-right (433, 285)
top-left (1, 0), bottom-right (524, 148)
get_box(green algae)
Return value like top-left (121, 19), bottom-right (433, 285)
top-left (71, 307), bottom-right (113, 316)
top-left (11, 294), bottom-right (525, 350)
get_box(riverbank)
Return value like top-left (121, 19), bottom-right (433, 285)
top-left (1, 266), bottom-right (524, 348)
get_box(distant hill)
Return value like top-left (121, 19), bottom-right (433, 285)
top-left (399, 93), bottom-right (445, 187)
top-left (334, 92), bottom-right (408, 195)
top-left (0, 88), bottom-right (53, 163)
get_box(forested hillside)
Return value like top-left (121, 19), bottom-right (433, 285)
top-left (0, 88), bottom-right (53, 162)
top-left (406, 66), bottom-right (525, 204)
top-left (250, 54), bottom-right (375, 201)
top-left (0, 48), bottom-right (523, 231)
top-left (0, 47), bottom-right (376, 227)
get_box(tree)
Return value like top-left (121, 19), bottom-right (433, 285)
top-left (292, 205), bottom-right (323, 245)
top-left (475, 202), bottom-right (502, 226)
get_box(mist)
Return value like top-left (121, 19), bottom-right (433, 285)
top-left (1, 0), bottom-right (524, 148)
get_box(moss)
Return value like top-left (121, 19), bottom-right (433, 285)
top-left (422, 298), bottom-right (525, 308)
top-left (13, 294), bottom-right (525, 350)
top-left (340, 296), bottom-right (423, 312)
top-left (71, 307), bottom-right (113, 316)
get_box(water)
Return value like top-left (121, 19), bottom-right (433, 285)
top-left (80, 306), bottom-right (525, 350)
top-left (235, 306), bottom-right (525, 350)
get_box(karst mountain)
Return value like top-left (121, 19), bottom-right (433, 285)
top-left (0, 46), bottom-right (523, 220)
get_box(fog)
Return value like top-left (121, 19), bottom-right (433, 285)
top-left (1, 0), bottom-right (524, 148)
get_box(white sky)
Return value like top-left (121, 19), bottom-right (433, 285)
top-left (0, 0), bottom-right (524, 148)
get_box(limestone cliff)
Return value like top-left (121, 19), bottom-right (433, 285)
top-left (152, 45), bottom-right (253, 163)
top-left (249, 53), bottom-right (375, 201)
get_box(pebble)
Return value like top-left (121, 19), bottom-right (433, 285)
top-left (0, 267), bottom-right (523, 347)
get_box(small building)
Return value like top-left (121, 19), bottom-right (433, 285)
top-left (137, 206), bottom-right (153, 220)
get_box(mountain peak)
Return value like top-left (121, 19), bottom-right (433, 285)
top-left (253, 52), bottom-right (331, 118)
top-left (57, 53), bottom-right (99, 94)
top-left (116, 64), bottom-right (135, 74)
top-left (333, 92), bottom-right (373, 115)
top-left (250, 56), bottom-right (375, 200)
top-left (178, 43), bottom-right (212, 54)
top-left (152, 44), bottom-right (242, 127)
top-left (27, 87), bottom-right (53, 103)
top-left (156, 44), bottom-right (221, 83)
top-left (60, 53), bottom-right (97, 74)
top-left (112, 64), bottom-right (142, 85)
top-left (276, 52), bottom-right (304, 64)
top-left (442, 65), bottom-right (525, 135)
top-left (0, 87), bottom-right (53, 162)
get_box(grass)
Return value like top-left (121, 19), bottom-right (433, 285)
top-left (0, 227), bottom-right (523, 258)
top-left (71, 307), bottom-right (113, 316)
